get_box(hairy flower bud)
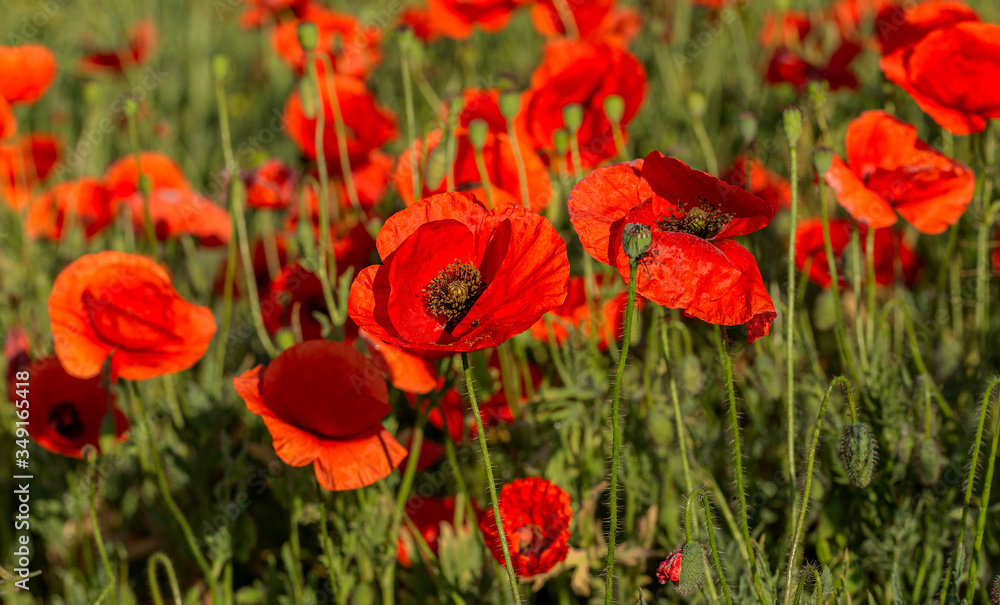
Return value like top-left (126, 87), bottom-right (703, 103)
top-left (914, 437), bottom-right (946, 486)
top-left (212, 54), bottom-right (230, 80)
top-left (552, 129), bottom-right (569, 156)
top-left (738, 111), bottom-right (758, 144)
top-left (812, 147), bottom-right (835, 175)
top-left (603, 94), bottom-right (625, 125)
top-left (499, 90), bottom-right (521, 121)
top-left (840, 423), bottom-right (878, 488)
top-left (623, 222), bottom-right (652, 263)
top-left (562, 103), bottom-right (584, 134)
top-left (658, 542), bottom-right (705, 595)
top-left (297, 21), bottom-right (318, 51)
top-left (783, 105), bottom-right (803, 144)
top-left (467, 118), bottom-right (489, 151)
top-left (686, 92), bottom-right (707, 119)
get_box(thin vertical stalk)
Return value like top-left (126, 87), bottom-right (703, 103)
top-left (382, 413), bottom-right (426, 605)
top-left (314, 53), bottom-right (359, 213)
top-left (505, 114), bottom-right (532, 208)
top-left (123, 106), bottom-right (158, 259)
top-left (660, 307), bottom-right (694, 495)
top-left (89, 459), bottom-right (117, 605)
top-left (967, 382), bottom-right (1000, 604)
top-left (865, 226), bottom-right (877, 355)
top-left (785, 135), bottom-right (800, 520)
top-left (401, 36), bottom-right (421, 203)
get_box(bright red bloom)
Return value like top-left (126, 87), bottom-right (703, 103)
top-left (25, 178), bottom-right (116, 240)
top-left (0, 133), bottom-right (60, 210)
top-left (529, 275), bottom-right (642, 349)
top-left (882, 22), bottom-right (1000, 134)
top-left (875, 1), bottom-right (979, 55)
top-left (125, 188), bottom-right (232, 247)
top-left (79, 18), bottom-right (157, 73)
top-left (103, 152), bottom-right (189, 200)
top-left (827, 0), bottom-right (891, 39)
top-left (723, 155), bottom-right (792, 212)
top-left (0, 97), bottom-right (15, 140)
top-left (794, 219), bottom-right (920, 288)
top-left (657, 548), bottom-right (683, 585)
top-left (48, 251), bottom-right (217, 380)
top-left (766, 41), bottom-right (861, 90)
top-left (531, 0), bottom-right (640, 45)
top-left (760, 11), bottom-right (812, 46)
top-left (569, 152), bottom-right (776, 342)
top-left (244, 158), bottom-right (298, 210)
top-left (479, 477), bottom-right (572, 577)
top-left (271, 5), bottom-right (382, 78)
top-left (521, 40), bottom-right (646, 169)
top-left (824, 110), bottom-right (974, 234)
top-left (14, 356), bottom-right (128, 458)
top-left (234, 340), bottom-right (407, 491)
top-left (397, 496), bottom-right (459, 568)
top-left (394, 128), bottom-right (552, 212)
top-left (283, 74), bottom-right (397, 168)
top-left (348, 192), bottom-right (570, 353)
top-left (0, 45), bottom-right (57, 105)
top-left (426, 0), bottom-right (530, 38)
top-left (359, 329), bottom-right (438, 395)
top-left (455, 88), bottom-right (508, 134)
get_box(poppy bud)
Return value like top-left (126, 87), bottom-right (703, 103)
top-left (552, 129), bottom-right (569, 156)
top-left (499, 90), bottom-right (521, 121)
top-left (738, 111), bottom-right (757, 144)
top-left (468, 119), bottom-right (489, 151)
top-left (603, 94), bottom-right (625, 125)
top-left (84, 82), bottom-right (101, 106)
top-left (297, 21), bottom-right (318, 51)
top-left (657, 542), bottom-right (705, 595)
top-left (839, 423), bottom-right (878, 488)
top-left (123, 97), bottom-right (140, 118)
top-left (990, 574), bottom-right (999, 605)
top-left (99, 411), bottom-right (117, 454)
top-left (812, 147), bottom-right (834, 175)
top-left (298, 78), bottom-right (317, 119)
top-left (686, 92), bottom-right (707, 119)
top-left (783, 106), bottom-right (803, 144)
top-left (398, 26), bottom-right (416, 53)
top-left (562, 104), bottom-right (584, 134)
top-left (212, 54), bottom-right (229, 80)
top-left (623, 223), bottom-right (652, 263)
top-left (914, 437), bottom-right (946, 486)
top-left (81, 444), bottom-right (98, 465)
top-left (423, 145), bottom-right (448, 191)
top-left (807, 80), bottom-right (828, 111)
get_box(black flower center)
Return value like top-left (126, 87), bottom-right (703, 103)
top-left (49, 402), bottom-right (85, 439)
top-left (515, 524), bottom-right (553, 558)
top-left (656, 197), bottom-right (734, 239)
top-left (422, 260), bottom-right (486, 331)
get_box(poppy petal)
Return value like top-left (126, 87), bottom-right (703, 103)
top-left (824, 155), bottom-right (897, 228)
top-left (568, 158), bottom-right (652, 265)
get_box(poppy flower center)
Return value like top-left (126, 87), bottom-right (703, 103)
top-left (656, 197), bottom-right (734, 239)
top-left (49, 402), bottom-right (85, 439)
top-left (515, 523), bottom-right (553, 558)
top-left (422, 260), bottom-right (486, 329)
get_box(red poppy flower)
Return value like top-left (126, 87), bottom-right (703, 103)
top-left (455, 88), bottom-right (509, 134)
top-left (238, 0), bottom-right (310, 28)
top-left (0, 133), bottom-right (60, 210)
top-left (359, 329), bottom-right (437, 395)
top-left (479, 477), bottom-right (572, 577)
top-left (0, 45), bottom-right (57, 105)
top-left (875, 1), bottom-right (979, 55)
top-left (426, 0), bottom-right (529, 38)
top-left (827, 0), bottom-right (891, 39)
top-left (25, 178), bottom-right (116, 240)
top-left (760, 11), bottom-right (812, 46)
top-left (48, 251), bottom-right (217, 380)
top-left (284, 73), bottom-right (397, 167)
top-left (568, 152), bottom-right (776, 342)
top-left (531, 0), bottom-right (639, 45)
top-left (333, 150), bottom-right (395, 211)
top-left (794, 218), bottom-right (920, 288)
top-left (399, 7), bottom-right (443, 42)
top-left (262, 264), bottom-right (329, 341)
top-left (233, 340), bottom-right (407, 491)
top-left (271, 5), bottom-right (382, 78)
top-left (657, 548), bottom-right (683, 585)
top-left (394, 128), bottom-right (552, 212)
top-left (529, 275), bottom-right (643, 349)
top-left (521, 40), bottom-right (646, 169)
top-left (0, 96), bottom-right (15, 140)
top-left (104, 152), bottom-right (189, 200)
top-left (399, 429), bottom-right (447, 472)
top-left (125, 188), bottom-right (232, 247)
top-left (881, 22), bottom-right (1000, 134)
top-left (15, 356), bottom-right (128, 458)
top-left (244, 158), bottom-right (298, 210)
top-left (824, 110), bottom-right (974, 234)
top-left (397, 496), bottom-right (458, 567)
top-left (79, 18), bottom-right (157, 73)
top-left (723, 155), bottom-right (792, 212)
top-left (766, 41), bottom-right (861, 90)
top-left (349, 192), bottom-right (570, 353)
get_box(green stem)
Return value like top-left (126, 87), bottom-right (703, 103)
top-left (865, 225), bottom-right (877, 358)
top-left (604, 263), bottom-right (638, 605)
top-left (975, 202), bottom-right (1000, 363)
top-left (147, 553), bottom-right (182, 605)
top-left (213, 211), bottom-right (238, 392)
top-left (691, 114), bottom-right (719, 177)
top-left (786, 135), bottom-right (800, 523)
top-left (472, 145), bottom-right (495, 207)
top-left (401, 37), bottom-right (421, 203)
top-left (89, 459), bottom-right (117, 605)
top-left (660, 307), bottom-right (694, 495)
top-left (314, 480), bottom-right (341, 604)
top-left (964, 379), bottom-right (1000, 604)
top-left (315, 53), bottom-right (360, 214)
top-left (382, 412), bottom-right (426, 605)
top-left (878, 299), bottom-right (953, 419)
top-left (461, 352), bottom-right (522, 604)
top-left (289, 496), bottom-right (305, 603)
top-left (693, 490), bottom-right (735, 605)
top-left (505, 116), bottom-right (532, 208)
top-left (124, 108), bottom-right (158, 259)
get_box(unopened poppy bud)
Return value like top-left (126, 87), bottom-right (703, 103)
top-left (99, 412), bottom-right (117, 454)
top-left (783, 106), bottom-right (803, 144)
top-left (499, 90), bottom-right (521, 120)
top-left (81, 444), bottom-right (98, 465)
top-left (398, 26), bottom-right (416, 53)
top-left (657, 542), bottom-right (705, 595)
top-left (807, 80), bottom-right (828, 110)
top-left (212, 54), bottom-right (230, 80)
top-left (423, 145), bottom-right (448, 191)
top-left (552, 129), bottom-right (569, 155)
top-left (738, 111), bottom-right (757, 144)
top-left (839, 423), bottom-right (878, 488)
top-left (297, 21), bottom-right (318, 51)
top-left (562, 103), bottom-right (584, 134)
top-left (623, 222), bottom-right (652, 263)
top-left (84, 82), bottom-right (101, 106)
top-left (914, 437), bottom-right (946, 485)
top-left (686, 92), bottom-right (707, 119)
top-left (603, 94), bottom-right (625, 125)
top-left (990, 574), bottom-right (999, 605)
top-left (468, 118), bottom-right (489, 151)
top-left (812, 147), bottom-right (834, 175)
top-left (123, 97), bottom-right (140, 117)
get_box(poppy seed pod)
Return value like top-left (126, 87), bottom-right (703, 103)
top-left (562, 103), bottom-right (584, 134)
top-left (467, 118), bottom-right (489, 150)
top-left (623, 222), bottom-right (652, 264)
top-left (914, 437), bottom-right (946, 486)
top-left (499, 90), bottom-right (520, 120)
top-left (839, 423), bottom-right (878, 488)
top-left (783, 105), bottom-right (803, 143)
top-left (812, 147), bottom-right (834, 175)
top-left (738, 111), bottom-right (757, 144)
top-left (603, 94), bottom-right (625, 125)
top-left (297, 21), bottom-right (318, 51)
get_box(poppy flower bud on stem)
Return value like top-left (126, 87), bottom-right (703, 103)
top-left (738, 112), bottom-right (757, 145)
top-left (211, 54), bottom-right (229, 80)
top-left (812, 147), bottom-right (834, 175)
top-left (783, 106), bottom-right (803, 144)
top-left (686, 92), bottom-right (707, 120)
top-left (562, 103), bottom-right (583, 134)
top-left (468, 118), bottom-right (489, 151)
top-left (603, 94), bottom-right (625, 125)
top-left (499, 90), bottom-right (521, 121)
top-left (552, 129), bottom-right (569, 155)
top-left (123, 97), bottom-right (139, 118)
top-left (657, 542), bottom-right (706, 595)
top-left (623, 222), bottom-right (651, 265)
top-left (839, 423), bottom-right (878, 487)
top-left (297, 21), bottom-right (318, 51)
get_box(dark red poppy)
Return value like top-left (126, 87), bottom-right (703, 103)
top-left (79, 18), bottom-right (157, 73)
top-left (881, 22), bottom-right (1000, 134)
top-left (0, 45), bottom-right (57, 105)
top-left (529, 275), bottom-right (643, 349)
top-left (479, 477), bottom-right (572, 577)
top-left (125, 188), bottom-right (232, 247)
top-left (794, 218), bottom-right (920, 288)
top-left (569, 152), bottom-right (776, 342)
top-left (103, 152), bottom-right (189, 200)
top-left (359, 329), bottom-right (438, 395)
top-left (766, 40), bottom-right (861, 90)
top-left (657, 548), bottom-right (683, 585)
top-left (262, 264), bottom-right (329, 341)
top-left (4, 325), bottom-right (30, 384)
top-left (398, 429), bottom-right (447, 472)
top-left (348, 192), bottom-right (570, 353)
top-left (271, 5), bottom-right (382, 78)
top-left (14, 356), bottom-right (128, 458)
top-left (238, 0), bottom-right (310, 28)
top-left (283, 73), bottom-right (397, 168)
top-left (234, 340), bottom-right (407, 491)
top-left (0, 133), bottom-right (60, 210)
top-left (521, 40), bottom-right (646, 169)
top-left (48, 251), bottom-right (217, 380)
top-left (244, 158), bottom-right (298, 210)
top-left (875, 1), bottom-right (979, 55)
top-left (394, 128), bottom-right (552, 212)
top-left (426, 0), bottom-right (530, 38)
top-left (25, 178), bottom-right (116, 240)
top-left (397, 496), bottom-right (459, 568)
top-left (824, 110), bottom-right (974, 234)
top-left (723, 155), bottom-right (792, 212)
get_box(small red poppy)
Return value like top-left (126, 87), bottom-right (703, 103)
top-left (103, 152), bottom-right (189, 200)
top-left (875, 1), bottom-right (979, 55)
top-left (397, 496), bottom-right (459, 568)
top-left (794, 219), bottom-right (921, 288)
top-left (426, 0), bottom-right (530, 39)
top-left (0, 133), bottom-right (61, 210)
top-left (348, 192), bottom-right (570, 353)
top-left (657, 548), bottom-right (683, 585)
top-left (479, 477), bottom-right (572, 577)
top-left (125, 188), bottom-right (232, 247)
top-left (824, 110), bottom-right (974, 234)
top-left (79, 18), bottom-right (157, 73)
top-left (0, 45), bottom-right (57, 105)
top-left (271, 5), bottom-right (382, 78)
top-left (359, 329), bottom-right (438, 395)
top-left (766, 41), bottom-right (861, 91)
top-left (48, 251), bottom-right (217, 380)
top-left (454, 88), bottom-right (508, 134)
top-left (531, 0), bottom-right (639, 46)
top-left (238, 0), bottom-right (310, 28)
top-left (244, 158), bottom-right (298, 210)
top-left (569, 152), bottom-right (776, 342)
top-left (262, 264), bottom-right (329, 341)
top-left (233, 340), bottom-right (407, 491)
top-left (881, 22), bottom-right (1000, 135)
top-left (521, 40), bottom-right (646, 169)
top-left (25, 178), bottom-right (117, 240)
top-left (399, 6), bottom-right (442, 42)
top-left (760, 11), bottom-right (811, 46)
top-left (723, 155), bottom-right (792, 212)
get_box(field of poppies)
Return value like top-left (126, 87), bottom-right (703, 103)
top-left (2, 0), bottom-right (1000, 603)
